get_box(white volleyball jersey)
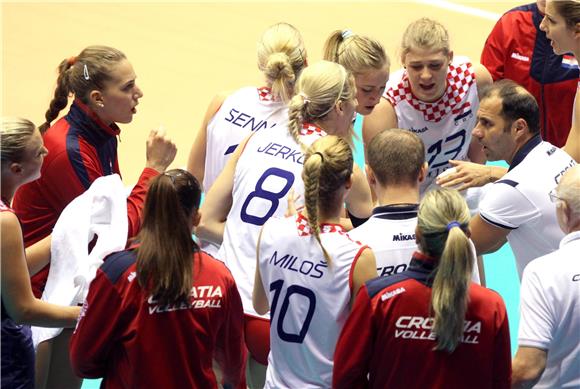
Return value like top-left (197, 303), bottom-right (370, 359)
top-left (518, 231), bottom-right (580, 389)
top-left (479, 136), bottom-right (576, 277)
top-left (218, 123), bottom-right (326, 318)
top-left (385, 62), bottom-right (479, 193)
top-left (258, 213), bottom-right (367, 389)
top-left (348, 204), bottom-right (418, 277)
top-left (204, 86), bottom-right (288, 191)
top-left (202, 87), bottom-right (288, 257)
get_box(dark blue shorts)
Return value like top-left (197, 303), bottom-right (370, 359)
top-left (1, 319), bottom-right (34, 389)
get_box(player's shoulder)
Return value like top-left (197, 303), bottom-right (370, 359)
top-left (100, 249), bottom-right (137, 285)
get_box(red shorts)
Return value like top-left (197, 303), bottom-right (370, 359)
top-left (243, 315), bottom-right (270, 365)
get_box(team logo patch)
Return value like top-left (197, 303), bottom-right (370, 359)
top-left (510, 52), bottom-right (530, 62)
top-left (381, 287), bottom-right (406, 301)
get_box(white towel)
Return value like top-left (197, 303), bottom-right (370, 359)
top-left (32, 174), bottom-right (128, 348)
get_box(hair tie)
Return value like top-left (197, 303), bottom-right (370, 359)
top-left (299, 92), bottom-right (311, 104)
top-left (83, 64), bottom-right (90, 80)
top-left (67, 56), bottom-right (77, 66)
top-left (163, 172), bottom-right (176, 184)
top-left (446, 221), bottom-right (461, 231)
top-left (313, 151), bottom-right (325, 162)
top-left (341, 29), bottom-right (354, 39)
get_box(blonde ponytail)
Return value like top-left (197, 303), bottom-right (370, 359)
top-left (287, 61), bottom-right (355, 148)
top-left (417, 188), bottom-right (472, 353)
top-left (302, 135), bottom-right (354, 265)
top-left (323, 29), bottom-right (389, 75)
top-left (303, 152), bottom-right (330, 263)
top-left (257, 23), bottom-right (306, 102)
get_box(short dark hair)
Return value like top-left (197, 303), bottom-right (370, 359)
top-left (480, 79), bottom-right (540, 135)
top-left (367, 128), bottom-right (425, 186)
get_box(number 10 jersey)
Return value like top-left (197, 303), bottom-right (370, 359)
top-left (257, 213), bottom-right (368, 388)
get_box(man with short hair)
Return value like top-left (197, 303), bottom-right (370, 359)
top-left (511, 165), bottom-right (580, 389)
top-left (470, 79), bottom-right (576, 278)
top-left (349, 128), bottom-right (426, 277)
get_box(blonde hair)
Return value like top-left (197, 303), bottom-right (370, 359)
top-left (40, 46), bottom-right (127, 133)
top-left (257, 23), bottom-right (307, 103)
top-left (553, 0), bottom-right (580, 28)
top-left (401, 18), bottom-right (450, 62)
top-left (323, 30), bottom-right (390, 75)
top-left (1, 117), bottom-right (36, 166)
top-left (302, 135), bottom-right (353, 264)
top-left (287, 61), bottom-right (355, 149)
top-left (417, 188), bottom-right (472, 353)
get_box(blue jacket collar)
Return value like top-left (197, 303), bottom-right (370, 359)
top-left (66, 99), bottom-right (120, 145)
top-left (509, 134), bottom-right (542, 171)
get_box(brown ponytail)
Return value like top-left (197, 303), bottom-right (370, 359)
top-left (136, 169), bottom-right (202, 305)
top-left (40, 46), bottom-right (126, 133)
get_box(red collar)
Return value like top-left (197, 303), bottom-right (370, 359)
top-left (412, 251), bottom-right (438, 264)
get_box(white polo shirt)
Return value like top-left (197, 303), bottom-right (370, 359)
top-left (478, 135), bottom-right (576, 277)
top-left (518, 231), bottom-right (580, 389)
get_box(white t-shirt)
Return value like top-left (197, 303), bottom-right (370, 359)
top-left (385, 61), bottom-right (479, 193)
top-left (201, 87), bottom-right (287, 256)
top-left (518, 231), bottom-right (580, 389)
top-left (348, 204), bottom-right (418, 277)
top-left (218, 123), bottom-right (326, 318)
top-left (478, 136), bottom-right (576, 277)
top-left (258, 213), bottom-right (367, 389)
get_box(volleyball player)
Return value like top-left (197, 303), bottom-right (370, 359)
top-left (187, 23), bottom-right (307, 256)
top-left (196, 60), bottom-right (372, 386)
top-left (253, 135), bottom-right (377, 388)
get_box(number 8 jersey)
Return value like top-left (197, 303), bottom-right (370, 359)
top-left (218, 123), bottom-right (326, 318)
top-left (257, 213), bottom-right (368, 389)
top-left (385, 61), bottom-right (479, 193)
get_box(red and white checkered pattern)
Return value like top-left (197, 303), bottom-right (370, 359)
top-left (257, 86), bottom-right (274, 102)
top-left (300, 123), bottom-right (327, 137)
top-left (295, 213), bottom-right (345, 236)
top-left (386, 63), bottom-right (475, 123)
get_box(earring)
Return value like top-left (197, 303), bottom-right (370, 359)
top-left (97, 102), bottom-right (104, 108)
